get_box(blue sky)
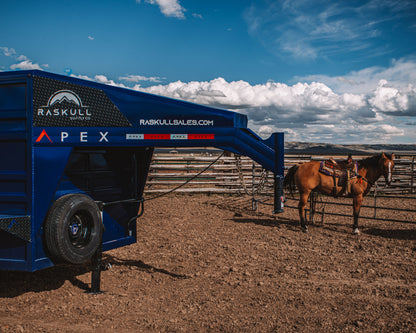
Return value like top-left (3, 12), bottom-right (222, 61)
top-left (1, 0), bottom-right (416, 144)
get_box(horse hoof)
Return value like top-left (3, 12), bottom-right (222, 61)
top-left (353, 228), bottom-right (360, 235)
top-left (301, 226), bottom-right (309, 233)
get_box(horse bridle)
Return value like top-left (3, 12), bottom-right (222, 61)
top-left (354, 160), bottom-right (392, 187)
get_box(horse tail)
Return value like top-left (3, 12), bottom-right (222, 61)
top-left (284, 164), bottom-right (299, 196)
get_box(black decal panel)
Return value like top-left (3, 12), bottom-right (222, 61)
top-left (33, 76), bottom-right (131, 127)
top-left (0, 216), bottom-right (31, 242)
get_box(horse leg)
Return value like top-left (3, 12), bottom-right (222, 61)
top-left (310, 191), bottom-right (317, 225)
top-left (298, 191), bottom-right (310, 233)
top-left (352, 194), bottom-right (363, 235)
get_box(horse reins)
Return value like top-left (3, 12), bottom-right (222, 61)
top-left (351, 162), bottom-right (373, 186)
top-left (355, 173), bottom-right (373, 186)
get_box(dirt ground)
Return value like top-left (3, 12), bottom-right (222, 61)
top-left (1, 194), bottom-right (415, 332)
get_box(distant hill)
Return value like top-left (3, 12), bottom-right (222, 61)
top-left (285, 142), bottom-right (416, 155)
top-left (155, 142), bottom-right (416, 155)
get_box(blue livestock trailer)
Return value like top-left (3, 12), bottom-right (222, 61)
top-left (0, 70), bottom-right (284, 283)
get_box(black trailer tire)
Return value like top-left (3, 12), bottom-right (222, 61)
top-left (44, 194), bottom-right (102, 265)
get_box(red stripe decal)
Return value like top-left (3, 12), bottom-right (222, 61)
top-left (142, 134), bottom-right (215, 140)
top-left (188, 134), bottom-right (215, 140)
top-left (143, 134), bottom-right (171, 140)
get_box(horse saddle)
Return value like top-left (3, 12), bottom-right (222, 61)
top-left (319, 156), bottom-right (358, 196)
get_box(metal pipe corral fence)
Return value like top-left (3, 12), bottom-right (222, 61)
top-left (145, 150), bottom-right (416, 225)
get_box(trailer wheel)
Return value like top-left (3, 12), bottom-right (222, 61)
top-left (44, 194), bottom-right (102, 265)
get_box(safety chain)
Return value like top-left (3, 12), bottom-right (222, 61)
top-left (255, 168), bottom-right (269, 195)
top-left (234, 154), bottom-right (270, 196)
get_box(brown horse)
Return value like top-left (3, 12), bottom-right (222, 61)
top-left (284, 153), bottom-right (395, 234)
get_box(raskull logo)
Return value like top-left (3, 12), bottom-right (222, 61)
top-left (37, 90), bottom-right (92, 121)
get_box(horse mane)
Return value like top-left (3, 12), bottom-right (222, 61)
top-left (358, 153), bottom-right (393, 169)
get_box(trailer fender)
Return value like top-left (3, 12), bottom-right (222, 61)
top-left (44, 194), bottom-right (103, 265)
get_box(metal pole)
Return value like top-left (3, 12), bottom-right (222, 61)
top-left (251, 161), bottom-right (257, 211)
top-left (374, 182), bottom-right (378, 219)
top-left (274, 132), bottom-right (285, 214)
top-left (88, 210), bottom-right (104, 294)
top-left (412, 157), bottom-right (415, 194)
top-left (89, 239), bottom-right (103, 294)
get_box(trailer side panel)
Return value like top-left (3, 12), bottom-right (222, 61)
top-left (0, 79), bottom-right (32, 270)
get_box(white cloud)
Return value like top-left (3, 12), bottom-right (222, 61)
top-left (10, 60), bottom-right (43, 70)
top-left (71, 73), bottom-right (128, 89)
top-left (64, 57), bottom-right (416, 144)
top-left (258, 125), bottom-right (273, 137)
top-left (138, 0), bottom-right (185, 19)
top-left (94, 74), bottom-right (128, 88)
top-left (192, 13), bottom-right (203, 20)
top-left (369, 80), bottom-right (416, 116)
top-left (138, 78), bottom-right (345, 116)
top-left (134, 63), bottom-right (415, 143)
top-left (88, 36), bottom-right (95, 40)
top-left (71, 74), bottom-right (92, 81)
top-left (0, 47), bottom-right (16, 57)
top-left (16, 55), bottom-right (28, 61)
top-left (119, 74), bottom-right (163, 83)
top-left (292, 122), bottom-right (406, 144)
top-left (298, 58), bottom-right (416, 94)
top-left (1, 46), bottom-right (45, 71)
top-left (244, 1), bottom-right (416, 60)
